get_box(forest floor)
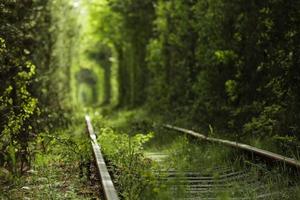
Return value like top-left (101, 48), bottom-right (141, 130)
top-left (0, 122), bottom-right (101, 200)
top-left (0, 160), bottom-right (100, 200)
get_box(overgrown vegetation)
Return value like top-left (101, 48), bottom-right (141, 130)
top-left (0, 0), bottom-right (79, 177)
top-left (0, 118), bottom-right (98, 199)
top-left (158, 134), bottom-right (300, 199)
top-left (100, 129), bottom-right (153, 199)
top-left (0, 0), bottom-right (91, 198)
top-left (1, 0), bottom-right (300, 199)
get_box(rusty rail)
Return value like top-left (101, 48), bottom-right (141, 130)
top-left (164, 124), bottom-right (300, 169)
top-left (85, 115), bottom-right (119, 200)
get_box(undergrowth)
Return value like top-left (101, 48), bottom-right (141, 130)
top-left (162, 134), bottom-right (300, 199)
top-left (92, 112), bottom-right (164, 200)
top-left (0, 114), bottom-right (99, 200)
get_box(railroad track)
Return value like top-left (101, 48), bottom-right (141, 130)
top-left (85, 116), bottom-right (299, 200)
top-left (85, 115), bottom-right (119, 200)
top-left (151, 160), bottom-right (284, 200)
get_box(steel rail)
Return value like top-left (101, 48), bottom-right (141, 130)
top-left (164, 124), bottom-right (300, 169)
top-left (85, 115), bottom-right (119, 200)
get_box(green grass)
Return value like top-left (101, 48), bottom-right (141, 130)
top-left (0, 114), bottom-right (100, 200)
top-left (0, 159), bottom-right (99, 200)
top-left (158, 135), bottom-right (300, 199)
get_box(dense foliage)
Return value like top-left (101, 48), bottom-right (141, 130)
top-left (147, 0), bottom-right (300, 145)
top-left (88, 0), bottom-right (300, 151)
top-left (0, 0), bottom-right (79, 175)
top-left (96, 126), bottom-right (154, 199)
top-left (87, 0), bottom-right (156, 107)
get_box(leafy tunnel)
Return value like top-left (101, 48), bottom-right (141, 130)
top-left (1, 0), bottom-right (300, 199)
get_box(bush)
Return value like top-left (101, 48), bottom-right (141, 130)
top-left (97, 127), bottom-right (155, 199)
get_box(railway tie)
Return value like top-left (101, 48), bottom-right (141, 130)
top-left (147, 152), bottom-right (286, 200)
